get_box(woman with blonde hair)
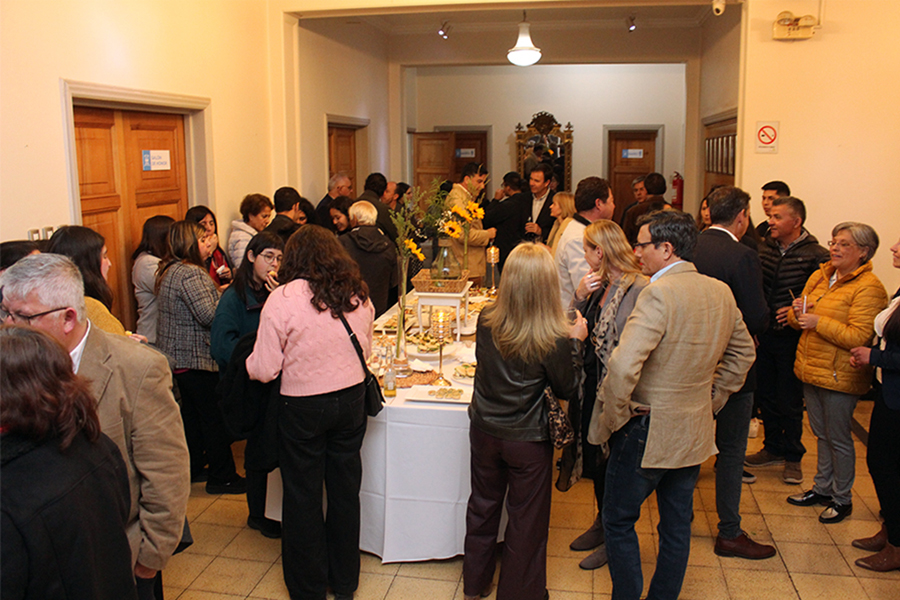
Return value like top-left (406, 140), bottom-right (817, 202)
top-left (463, 243), bottom-right (587, 600)
top-left (563, 219), bottom-right (649, 570)
top-left (546, 191), bottom-right (576, 255)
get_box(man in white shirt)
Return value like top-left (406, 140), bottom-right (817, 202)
top-left (556, 177), bottom-right (615, 307)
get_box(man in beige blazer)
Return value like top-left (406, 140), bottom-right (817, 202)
top-left (1, 254), bottom-right (190, 597)
top-left (447, 162), bottom-right (497, 280)
top-left (589, 211), bottom-right (755, 600)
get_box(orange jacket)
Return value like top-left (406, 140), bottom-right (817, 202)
top-left (790, 261), bottom-right (888, 395)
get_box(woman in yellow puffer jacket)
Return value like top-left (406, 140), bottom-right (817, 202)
top-left (784, 222), bottom-right (888, 523)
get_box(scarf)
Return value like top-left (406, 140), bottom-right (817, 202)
top-left (591, 272), bottom-right (638, 403)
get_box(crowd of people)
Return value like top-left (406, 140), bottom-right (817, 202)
top-left (1, 163), bottom-right (899, 600)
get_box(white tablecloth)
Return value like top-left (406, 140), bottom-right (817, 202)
top-left (265, 352), bottom-right (499, 563)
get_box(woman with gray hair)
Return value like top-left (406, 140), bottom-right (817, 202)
top-left (340, 202), bottom-right (398, 317)
top-left (785, 222), bottom-right (889, 522)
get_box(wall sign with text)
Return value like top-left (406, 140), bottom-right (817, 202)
top-left (142, 150), bottom-right (171, 171)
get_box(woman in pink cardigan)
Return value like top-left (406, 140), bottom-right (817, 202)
top-left (247, 225), bottom-right (374, 600)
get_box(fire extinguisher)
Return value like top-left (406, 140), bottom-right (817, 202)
top-left (671, 172), bottom-right (684, 211)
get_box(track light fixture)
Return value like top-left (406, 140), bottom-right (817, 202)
top-left (627, 15), bottom-right (636, 32)
top-left (507, 11), bottom-right (541, 67)
top-left (437, 21), bottom-right (450, 39)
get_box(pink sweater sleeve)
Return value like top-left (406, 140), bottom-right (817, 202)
top-left (246, 289), bottom-right (286, 383)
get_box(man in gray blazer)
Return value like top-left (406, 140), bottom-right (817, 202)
top-left (1, 254), bottom-right (190, 598)
top-left (590, 211), bottom-right (755, 600)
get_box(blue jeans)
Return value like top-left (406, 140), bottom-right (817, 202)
top-left (715, 391), bottom-right (753, 539)
top-left (603, 416), bottom-right (700, 600)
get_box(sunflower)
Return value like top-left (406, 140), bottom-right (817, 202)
top-left (443, 221), bottom-right (463, 239)
top-left (451, 204), bottom-right (472, 222)
top-left (404, 239), bottom-right (425, 261)
top-left (466, 201), bottom-right (484, 220)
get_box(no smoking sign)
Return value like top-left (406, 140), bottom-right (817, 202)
top-left (755, 121), bottom-right (779, 154)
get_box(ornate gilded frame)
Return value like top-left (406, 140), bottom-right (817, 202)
top-left (515, 112), bottom-right (574, 191)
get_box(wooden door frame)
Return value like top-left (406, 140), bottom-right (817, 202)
top-left (326, 114), bottom-right (370, 193)
top-left (61, 80), bottom-right (213, 224)
top-left (434, 125), bottom-right (492, 194)
top-left (601, 125), bottom-right (665, 178)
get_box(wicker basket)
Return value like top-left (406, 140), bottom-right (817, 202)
top-left (411, 269), bottom-right (470, 294)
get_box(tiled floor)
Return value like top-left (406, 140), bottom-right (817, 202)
top-left (163, 401), bottom-right (899, 599)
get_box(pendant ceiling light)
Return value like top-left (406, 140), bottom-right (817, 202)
top-left (507, 11), bottom-right (541, 67)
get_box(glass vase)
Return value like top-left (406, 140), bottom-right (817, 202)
top-left (431, 238), bottom-right (462, 280)
top-left (393, 256), bottom-right (413, 376)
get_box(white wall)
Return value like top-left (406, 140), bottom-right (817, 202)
top-left (0, 0), bottom-right (273, 240)
top-left (412, 64), bottom-right (686, 194)
top-left (700, 6), bottom-right (741, 118)
top-left (739, 0), bottom-right (900, 291)
top-left (295, 19), bottom-right (391, 202)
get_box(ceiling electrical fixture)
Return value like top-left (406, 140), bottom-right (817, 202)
top-left (507, 11), bottom-right (541, 67)
top-left (627, 15), bottom-right (636, 32)
top-left (437, 21), bottom-right (451, 39)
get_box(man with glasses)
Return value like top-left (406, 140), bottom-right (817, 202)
top-left (746, 197), bottom-right (829, 484)
top-left (1, 253), bottom-right (190, 600)
top-left (590, 211), bottom-right (755, 600)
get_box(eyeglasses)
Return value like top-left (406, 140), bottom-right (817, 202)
top-left (0, 304), bottom-right (68, 324)
top-left (828, 240), bottom-right (858, 250)
top-left (258, 251), bottom-right (282, 264)
top-left (632, 241), bottom-right (656, 250)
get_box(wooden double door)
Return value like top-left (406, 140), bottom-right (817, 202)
top-left (412, 131), bottom-right (488, 192)
top-left (74, 107), bottom-right (189, 330)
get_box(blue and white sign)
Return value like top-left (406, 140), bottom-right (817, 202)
top-left (622, 148), bottom-right (644, 159)
top-left (141, 150), bottom-right (171, 171)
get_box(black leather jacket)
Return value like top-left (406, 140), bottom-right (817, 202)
top-left (470, 309), bottom-right (583, 442)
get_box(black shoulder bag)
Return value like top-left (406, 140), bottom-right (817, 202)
top-left (338, 313), bottom-right (384, 417)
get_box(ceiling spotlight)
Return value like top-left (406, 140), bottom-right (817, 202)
top-left (508, 11), bottom-right (541, 67)
top-left (627, 15), bottom-right (636, 32)
top-left (438, 21), bottom-right (451, 39)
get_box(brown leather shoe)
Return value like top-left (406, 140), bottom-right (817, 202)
top-left (714, 532), bottom-right (776, 560)
top-left (463, 583), bottom-right (493, 600)
top-left (855, 542), bottom-right (900, 572)
top-left (853, 524), bottom-right (887, 552)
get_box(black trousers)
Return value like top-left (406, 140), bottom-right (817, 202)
top-left (755, 330), bottom-right (806, 462)
top-left (867, 388), bottom-right (900, 545)
top-left (174, 370), bottom-right (237, 484)
top-left (463, 426), bottom-right (552, 600)
top-left (279, 383), bottom-right (366, 600)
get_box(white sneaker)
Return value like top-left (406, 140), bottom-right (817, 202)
top-left (747, 418), bottom-right (760, 438)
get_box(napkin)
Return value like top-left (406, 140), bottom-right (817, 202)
top-left (409, 359), bottom-right (432, 372)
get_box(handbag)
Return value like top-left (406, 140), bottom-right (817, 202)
top-left (338, 313), bottom-right (384, 417)
top-left (545, 388), bottom-right (575, 449)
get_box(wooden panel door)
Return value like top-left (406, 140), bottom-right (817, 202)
top-left (607, 131), bottom-right (657, 222)
top-left (703, 117), bottom-right (737, 197)
top-left (450, 131), bottom-right (488, 184)
top-left (328, 125), bottom-right (357, 198)
top-left (413, 132), bottom-right (455, 192)
top-left (74, 107), bottom-right (188, 330)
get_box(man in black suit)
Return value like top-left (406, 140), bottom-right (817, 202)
top-left (483, 172), bottom-right (527, 272)
top-left (693, 186), bottom-right (775, 561)
top-left (264, 186), bottom-right (303, 244)
top-left (316, 173), bottom-right (353, 232)
top-left (354, 172), bottom-right (398, 242)
top-left (523, 163), bottom-right (556, 243)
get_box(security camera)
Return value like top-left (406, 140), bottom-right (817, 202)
top-left (712, 0), bottom-right (725, 16)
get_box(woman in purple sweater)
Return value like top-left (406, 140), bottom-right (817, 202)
top-left (247, 225), bottom-right (374, 600)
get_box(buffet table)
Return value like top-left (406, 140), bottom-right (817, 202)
top-left (265, 293), bottom-right (502, 563)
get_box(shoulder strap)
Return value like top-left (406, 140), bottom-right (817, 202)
top-left (338, 313), bottom-right (368, 373)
